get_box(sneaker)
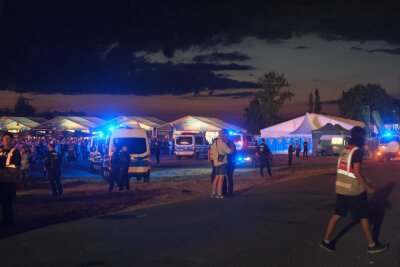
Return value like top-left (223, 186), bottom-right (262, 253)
top-left (210, 193), bottom-right (216, 198)
top-left (216, 194), bottom-right (224, 199)
top-left (367, 242), bottom-right (389, 254)
top-left (319, 240), bottom-right (335, 252)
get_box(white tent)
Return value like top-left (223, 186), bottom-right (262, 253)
top-left (289, 113), bottom-right (319, 137)
top-left (0, 116), bottom-right (46, 132)
top-left (158, 116), bottom-right (245, 142)
top-left (34, 116), bottom-right (105, 133)
top-left (260, 113), bottom-right (365, 138)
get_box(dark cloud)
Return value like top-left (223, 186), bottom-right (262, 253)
top-left (1, 0), bottom-right (400, 94)
top-left (294, 46), bottom-right (310, 49)
top-left (4, 53), bottom-right (257, 95)
top-left (192, 52), bottom-right (251, 63)
top-left (351, 46), bottom-right (364, 51)
top-left (368, 47), bottom-right (400, 55)
top-left (351, 46), bottom-right (400, 55)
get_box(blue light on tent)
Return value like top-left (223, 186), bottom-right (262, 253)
top-left (109, 126), bottom-right (115, 131)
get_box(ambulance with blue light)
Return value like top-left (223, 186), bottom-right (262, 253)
top-left (103, 125), bottom-right (151, 182)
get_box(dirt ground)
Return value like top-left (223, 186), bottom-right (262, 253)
top-left (0, 156), bottom-right (338, 239)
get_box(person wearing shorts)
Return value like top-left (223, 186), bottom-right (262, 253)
top-left (320, 126), bottom-right (388, 254)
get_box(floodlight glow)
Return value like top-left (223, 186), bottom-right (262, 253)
top-left (109, 126), bottom-right (115, 131)
top-left (229, 130), bottom-right (234, 135)
top-left (99, 132), bottom-right (104, 137)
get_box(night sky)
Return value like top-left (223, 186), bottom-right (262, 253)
top-left (1, 0), bottom-right (400, 122)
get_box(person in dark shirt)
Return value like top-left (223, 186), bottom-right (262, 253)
top-left (119, 145), bottom-right (131, 191)
top-left (288, 144), bottom-right (294, 166)
top-left (223, 138), bottom-right (237, 196)
top-left (257, 138), bottom-right (272, 177)
top-left (108, 146), bottom-right (121, 192)
top-left (320, 126), bottom-right (389, 253)
top-left (45, 143), bottom-right (63, 197)
top-left (0, 132), bottom-right (21, 228)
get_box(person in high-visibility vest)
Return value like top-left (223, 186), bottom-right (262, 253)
top-left (0, 132), bottom-right (21, 228)
top-left (320, 127), bottom-right (388, 253)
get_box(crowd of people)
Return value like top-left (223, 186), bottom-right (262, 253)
top-left (0, 134), bottom-right (91, 184)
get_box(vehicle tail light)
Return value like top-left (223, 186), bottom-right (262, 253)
top-left (377, 152), bottom-right (382, 156)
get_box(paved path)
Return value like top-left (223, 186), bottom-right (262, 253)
top-left (1, 160), bottom-right (398, 267)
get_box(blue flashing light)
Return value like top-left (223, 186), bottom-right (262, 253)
top-left (109, 126), bottom-right (115, 131)
top-left (98, 132), bottom-right (104, 137)
top-left (237, 156), bottom-right (243, 162)
top-left (228, 130), bottom-right (234, 135)
top-left (384, 131), bottom-right (392, 137)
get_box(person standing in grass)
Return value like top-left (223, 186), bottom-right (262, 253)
top-left (320, 126), bottom-right (388, 253)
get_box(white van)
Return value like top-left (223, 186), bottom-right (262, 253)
top-left (103, 126), bottom-right (151, 182)
top-left (174, 134), bottom-right (209, 159)
top-left (230, 133), bottom-right (257, 152)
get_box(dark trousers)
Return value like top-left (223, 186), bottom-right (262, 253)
top-left (119, 170), bottom-right (130, 190)
top-left (108, 170), bottom-right (120, 191)
top-left (48, 171), bottom-right (63, 196)
top-left (295, 149), bottom-right (300, 157)
top-left (225, 163), bottom-right (235, 196)
top-left (303, 149), bottom-right (308, 157)
top-left (155, 152), bottom-right (160, 164)
top-left (0, 182), bottom-right (16, 226)
top-left (260, 158), bottom-right (272, 177)
top-left (288, 155), bottom-right (293, 166)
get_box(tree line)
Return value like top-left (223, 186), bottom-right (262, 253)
top-left (244, 72), bottom-right (400, 134)
top-left (0, 94), bottom-right (88, 119)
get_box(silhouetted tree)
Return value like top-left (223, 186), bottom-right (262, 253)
top-left (338, 84), bottom-right (396, 122)
top-left (14, 94), bottom-right (36, 116)
top-left (308, 92), bottom-right (314, 113)
top-left (244, 71), bottom-right (294, 134)
top-left (314, 89), bottom-right (322, 114)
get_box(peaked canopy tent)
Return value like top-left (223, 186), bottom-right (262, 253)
top-left (260, 113), bottom-right (364, 154)
top-left (157, 116), bottom-right (246, 142)
top-left (34, 116), bottom-right (105, 133)
top-left (0, 116), bottom-right (46, 132)
top-left (93, 116), bottom-right (167, 136)
top-left (260, 113), bottom-right (364, 138)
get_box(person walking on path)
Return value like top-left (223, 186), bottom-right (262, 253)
top-left (210, 132), bottom-right (232, 199)
top-left (44, 143), bottom-right (63, 197)
top-left (320, 126), bottom-right (389, 253)
top-left (119, 145), bottom-right (131, 191)
top-left (288, 144), bottom-right (294, 166)
top-left (256, 138), bottom-right (272, 177)
top-left (0, 132), bottom-right (21, 228)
